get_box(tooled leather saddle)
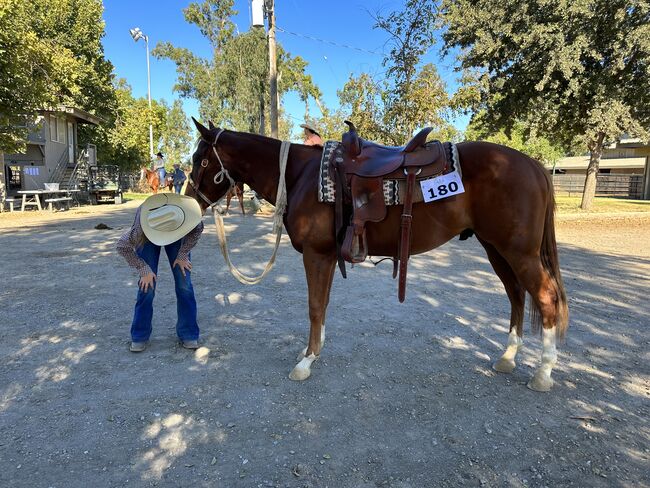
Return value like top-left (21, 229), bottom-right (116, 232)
top-left (332, 121), bottom-right (453, 302)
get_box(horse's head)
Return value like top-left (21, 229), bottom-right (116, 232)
top-left (185, 118), bottom-right (240, 210)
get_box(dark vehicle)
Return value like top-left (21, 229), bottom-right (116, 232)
top-left (88, 165), bottom-right (123, 204)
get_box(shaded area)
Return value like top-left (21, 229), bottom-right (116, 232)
top-left (0, 207), bottom-right (648, 487)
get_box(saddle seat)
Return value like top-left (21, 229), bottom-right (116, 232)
top-left (333, 121), bottom-right (453, 302)
top-left (341, 123), bottom-right (446, 177)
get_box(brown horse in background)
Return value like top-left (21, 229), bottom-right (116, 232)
top-left (140, 168), bottom-right (173, 193)
top-left (225, 182), bottom-right (246, 215)
top-left (186, 120), bottom-right (568, 392)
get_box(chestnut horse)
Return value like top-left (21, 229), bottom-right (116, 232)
top-left (225, 181), bottom-right (246, 215)
top-left (186, 120), bottom-right (568, 391)
top-left (140, 168), bottom-right (173, 193)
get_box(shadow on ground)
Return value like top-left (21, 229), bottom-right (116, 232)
top-left (0, 207), bottom-right (648, 487)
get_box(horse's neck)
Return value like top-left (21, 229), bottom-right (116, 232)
top-left (225, 133), bottom-right (285, 205)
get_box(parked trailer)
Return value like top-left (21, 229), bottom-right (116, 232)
top-left (88, 165), bottom-right (123, 204)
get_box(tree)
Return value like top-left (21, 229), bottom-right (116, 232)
top-left (442, 0), bottom-right (650, 209)
top-left (337, 73), bottom-right (386, 142)
top-left (160, 100), bottom-right (193, 167)
top-left (0, 0), bottom-right (114, 153)
top-left (154, 0), bottom-right (321, 135)
top-left (98, 80), bottom-right (165, 171)
top-left (374, 0), bottom-right (453, 143)
top-left (465, 113), bottom-right (564, 166)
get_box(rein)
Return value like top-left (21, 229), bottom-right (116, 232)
top-left (191, 130), bottom-right (291, 285)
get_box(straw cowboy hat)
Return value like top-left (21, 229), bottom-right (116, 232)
top-left (140, 193), bottom-right (202, 246)
top-left (300, 122), bottom-right (321, 136)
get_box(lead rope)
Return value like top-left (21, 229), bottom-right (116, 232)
top-left (211, 140), bottom-right (291, 285)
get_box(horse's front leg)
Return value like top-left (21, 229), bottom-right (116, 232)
top-left (289, 249), bottom-right (336, 381)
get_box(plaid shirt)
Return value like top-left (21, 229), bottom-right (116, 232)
top-left (116, 207), bottom-right (204, 277)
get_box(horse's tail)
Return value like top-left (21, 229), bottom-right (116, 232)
top-left (531, 169), bottom-right (569, 339)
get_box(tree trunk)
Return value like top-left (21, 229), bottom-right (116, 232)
top-left (0, 151), bottom-right (5, 212)
top-left (580, 133), bottom-right (605, 210)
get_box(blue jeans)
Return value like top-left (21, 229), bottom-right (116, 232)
top-left (157, 168), bottom-right (166, 184)
top-left (131, 239), bottom-right (199, 342)
top-left (174, 182), bottom-right (183, 194)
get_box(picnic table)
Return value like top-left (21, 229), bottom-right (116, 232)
top-left (17, 189), bottom-right (80, 211)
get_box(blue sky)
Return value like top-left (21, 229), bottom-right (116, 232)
top-left (102, 0), bottom-right (469, 138)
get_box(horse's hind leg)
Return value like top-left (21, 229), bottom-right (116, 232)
top-left (504, 253), bottom-right (560, 392)
top-left (225, 191), bottom-right (232, 214)
top-left (478, 238), bottom-right (525, 374)
top-left (238, 186), bottom-right (246, 215)
top-left (289, 249), bottom-right (336, 381)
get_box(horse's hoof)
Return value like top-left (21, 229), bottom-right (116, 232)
top-left (289, 365), bottom-right (311, 381)
top-left (492, 357), bottom-right (516, 374)
top-left (527, 372), bottom-right (554, 392)
top-left (289, 354), bottom-right (317, 381)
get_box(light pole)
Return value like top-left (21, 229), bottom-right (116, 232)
top-left (129, 27), bottom-right (154, 159)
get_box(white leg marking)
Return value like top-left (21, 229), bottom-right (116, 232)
top-left (289, 353), bottom-right (317, 381)
top-left (493, 328), bottom-right (522, 374)
top-left (528, 327), bottom-right (557, 392)
top-left (296, 325), bottom-right (325, 361)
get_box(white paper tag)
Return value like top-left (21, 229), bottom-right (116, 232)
top-left (420, 171), bottom-right (465, 203)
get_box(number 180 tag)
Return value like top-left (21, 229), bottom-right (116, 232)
top-left (420, 171), bottom-right (465, 203)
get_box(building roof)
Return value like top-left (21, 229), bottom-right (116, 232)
top-left (41, 106), bottom-right (102, 125)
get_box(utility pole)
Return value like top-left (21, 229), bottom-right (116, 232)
top-left (266, 0), bottom-right (279, 138)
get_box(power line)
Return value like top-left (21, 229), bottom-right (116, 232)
top-left (276, 26), bottom-right (383, 56)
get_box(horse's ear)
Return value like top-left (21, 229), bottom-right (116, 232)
top-left (208, 120), bottom-right (216, 130)
top-left (192, 117), bottom-right (211, 140)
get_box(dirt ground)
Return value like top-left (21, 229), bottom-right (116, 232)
top-left (0, 201), bottom-right (648, 488)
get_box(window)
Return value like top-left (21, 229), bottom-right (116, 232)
top-left (57, 117), bottom-right (66, 143)
top-left (49, 115), bottom-right (57, 141)
top-left (49, 115), bottom-right (66, 143)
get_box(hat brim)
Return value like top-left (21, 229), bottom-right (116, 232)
top-left (300, 123), bottom-right (318, 133)
top-left (140, 194), bottom-right (202, 246)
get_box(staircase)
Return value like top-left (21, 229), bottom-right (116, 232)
top-left (49, 144), bottom-right (96, 192)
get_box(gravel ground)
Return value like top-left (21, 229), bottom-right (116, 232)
top-left (0, 201), bottom-right (648, 488)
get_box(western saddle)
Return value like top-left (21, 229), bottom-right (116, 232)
top-left (333, 121), bottom-right (451, 302)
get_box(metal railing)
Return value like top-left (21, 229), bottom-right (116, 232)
top-left (48, 149), bottom-right (70, 184)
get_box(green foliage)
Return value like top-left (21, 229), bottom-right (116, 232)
top-left (154, 0), bottom-right (321, 135)
top-left (465, 113), bottom-right (564, 165)
top-left (317, 0), bottom-right (455, 146)
top-left (442, 0), bottom-right (650, 154)
top-left (100, 80), bottom-right (162, 170)
top-left (326, 66), bottom-right (457, 146)
top-left (0, 0), bottom-right (114, 153)
top-left (337, 73), bottom-right (386, 142)
top-left (375, 0), bottom-right (449, 142)
top-left (161, 100), bottom-right (193, 167)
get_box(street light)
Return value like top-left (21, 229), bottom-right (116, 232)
top-left (129, 27), bottom-right (154, 159)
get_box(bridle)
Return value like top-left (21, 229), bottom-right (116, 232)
top-left (188, 128), bottom-right (236, 209)
top-left (186, 126), bottom-right (292, 285)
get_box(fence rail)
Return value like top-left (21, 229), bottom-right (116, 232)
top-left (552, 174), bottom-right (644, 199)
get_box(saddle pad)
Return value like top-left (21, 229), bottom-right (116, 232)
top-left (318, 140), bottom-right (461, 205)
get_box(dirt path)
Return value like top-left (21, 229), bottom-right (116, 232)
top-left (0, 203), bottom-right (648, 487)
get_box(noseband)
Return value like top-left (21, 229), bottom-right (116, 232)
top-left (188, 129), bottom-right (236, 209)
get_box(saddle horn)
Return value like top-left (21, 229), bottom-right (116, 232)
top-left (342, 120), bottom-right (361, 157)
